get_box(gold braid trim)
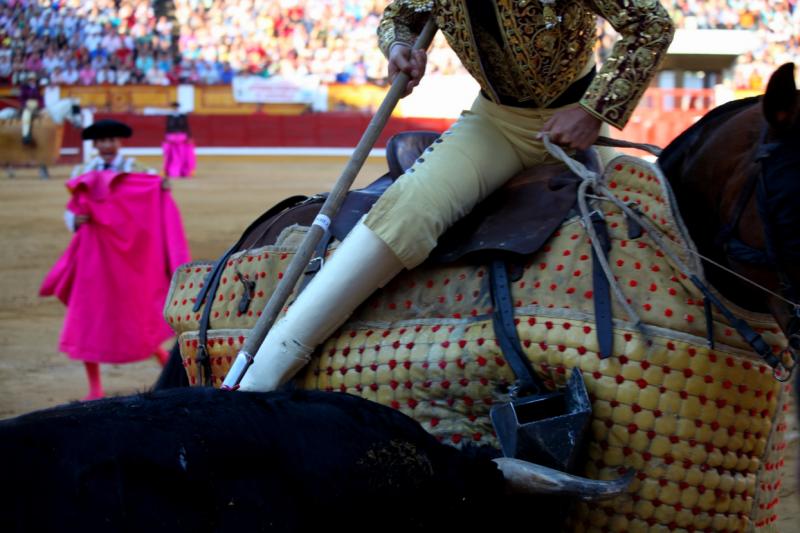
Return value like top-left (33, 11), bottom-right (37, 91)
top-left (377, 0), bottom-right (674, 129)
top-left (377, 0), bottom-right (433, 58)
top-left (580, 0), bottom-right (675, 129)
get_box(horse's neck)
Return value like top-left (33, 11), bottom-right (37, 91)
top-left (671, 105), bottom-right (770, 311)
top-left (666, 104), bottom-right (761, 228)
top-left (45, 100), bottom-right (71, 124)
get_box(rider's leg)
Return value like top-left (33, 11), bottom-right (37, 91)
top-left (239, 95), bottom-right (563, 392)
top-left (239, 221), bottom-right (404, 391)
top-left (21, 100), bottom-right (38, 145)
top-left (83, 362), bottom-right (104, 400)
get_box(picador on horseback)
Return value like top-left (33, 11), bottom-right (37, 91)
top-left (19, 72), bottom-right (43, 146)
top-left (5, 1), bottom-right (800, 530)
top-left (0, 83), bottom-right (82, 178)
top-left (234, 0), bottom-right (676, 394)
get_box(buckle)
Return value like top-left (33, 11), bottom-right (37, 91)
top-left (305, 256), bottom-right (324, 274)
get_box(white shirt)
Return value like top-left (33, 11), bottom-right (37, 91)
top-left (71, 154), bottom-right (138, 178)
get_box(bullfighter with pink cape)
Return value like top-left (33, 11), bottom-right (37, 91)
top-left (41, 167), bottom-right (191, 400)
top-left (41, 119), bottom-right (191, 400)
top-left (162, 102), bottom-right (195, 178)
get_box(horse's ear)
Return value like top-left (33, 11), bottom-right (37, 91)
top-left (763, 63), bottom-right (798, 132)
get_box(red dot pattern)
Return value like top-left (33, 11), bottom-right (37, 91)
top-left (168, 160), bottom-right (791, 531)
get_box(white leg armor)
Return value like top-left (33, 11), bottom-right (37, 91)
top-left (21, 100), bottom-right (38, 143)
top-left (239, 221), bottom-right (404, 392)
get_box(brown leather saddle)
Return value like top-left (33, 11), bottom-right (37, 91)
top-left (354, 130), bottom-right (598, 263)
top-left (191, 130), bottom-right (599, 386)
top-left (226, 129), bottom-right (598, 263)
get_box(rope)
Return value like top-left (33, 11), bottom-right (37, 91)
top-left (542, 136), bottom-right (643, 330)
top-left (686, 244), bottom-right (800, 310)
top-left (541, 135), bottom-right (797, 378)
top-left (575, 157), bottom-right (800, 310)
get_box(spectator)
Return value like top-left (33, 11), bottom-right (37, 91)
top-left (78, 62), bottom-right (96, 85)
top-left (1, 0), bottom-right (796, 89)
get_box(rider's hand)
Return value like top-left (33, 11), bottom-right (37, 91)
top-left (74, 214), bottom-right (90, 228)
top-left (538, 107), bottom-right (602, 151)
top-left (161, 176), bottom-right (171, 190)
top-left (388, 43), bottom-right (427, 98)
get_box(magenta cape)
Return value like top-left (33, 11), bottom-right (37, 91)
top-left (162, 132), bottom-right (196, 178)
top-left (40, 171), bottom-right (191, 363)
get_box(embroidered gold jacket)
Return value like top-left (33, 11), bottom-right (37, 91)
top-left (378, 0), bottom-right (674, 129)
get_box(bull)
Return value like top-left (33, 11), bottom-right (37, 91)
top-left (0, 388), bottom-right (631, 532)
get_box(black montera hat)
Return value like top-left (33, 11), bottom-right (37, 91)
top-left (81, 119), bottom-right (133, 140)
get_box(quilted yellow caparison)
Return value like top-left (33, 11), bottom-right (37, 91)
top-left (167, 156), bottom-right (791, 532)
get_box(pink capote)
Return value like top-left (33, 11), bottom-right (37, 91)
top-left (162, 132), bottom-right (196, 178)
top-left (40, 171), bottom-right (191, 363)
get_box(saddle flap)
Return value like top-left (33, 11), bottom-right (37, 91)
top-left (431, 148), bottom-right (601, 263)
top-left (386, 130), bottom-right (441, 178)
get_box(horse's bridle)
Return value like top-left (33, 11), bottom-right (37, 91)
top-left (716, 125), bottom-right (800, 378)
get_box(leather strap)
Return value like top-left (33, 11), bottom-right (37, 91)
top-left (297, 228), bottom-right (333, 295)
top-left (704, 297), bottom-right (715, 349)
top-left (489, 260), bottom-right (544, 396)
top-left (193, 195), bottom-right (309, 313)
top-left (590, 211), bottom-right (614, 359)
top-left (691, 274), bottom-right (781, 370)
top-left (192, 195), bottom-right (309, 386)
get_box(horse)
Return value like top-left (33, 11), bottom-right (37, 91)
top-left (657, 62), bottom-right (800, 357)
top-left (0, 97), bottom-right (82, 178)
top-left (153, 64), bottom-right (800, 530)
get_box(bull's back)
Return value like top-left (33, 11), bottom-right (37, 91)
top-left (0, 388), bottom-right (506, 532)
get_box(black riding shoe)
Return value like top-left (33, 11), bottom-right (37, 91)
top-left (22, 134), bottom-right (33, 146)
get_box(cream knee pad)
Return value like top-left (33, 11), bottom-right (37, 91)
top-left (237, 317), bottom-right (314, 392)
top-left (21, 109), bottom-right (32, 136)
top-left (239, 221), bottom-right (404, 392)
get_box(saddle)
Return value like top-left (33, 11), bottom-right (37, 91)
top-left (218, 130), bottom-right (598, 265)
top-left (189, 131), bottom-right (600, 384)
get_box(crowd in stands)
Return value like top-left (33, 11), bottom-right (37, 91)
top-left (1, 0), bottom-right (798, 91)
top-left (667, 1), bottom-right (799, 90)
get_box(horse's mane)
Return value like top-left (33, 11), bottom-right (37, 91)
top-left (657, 96), bottom-right (762, 176)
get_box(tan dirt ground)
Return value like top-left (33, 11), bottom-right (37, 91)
top-left (0, 158), bottom-right (797, 530)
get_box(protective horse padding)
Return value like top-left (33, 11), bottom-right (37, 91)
top-left (165, 156), bottom-right (790, 532)
top-left (0, 115), bottom-right (63, 165)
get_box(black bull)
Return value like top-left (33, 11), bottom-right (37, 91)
top-left (0, 387), bottom-right (619, 532)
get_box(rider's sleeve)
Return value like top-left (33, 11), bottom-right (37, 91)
top-left (377, 0), bottom-right (432, 58)
top-left (580, 0), bottom-right (675, 129)
top-left (63, 210), bottom-right (76, 232)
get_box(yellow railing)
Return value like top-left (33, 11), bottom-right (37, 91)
top-left (57, 85), bottom-right (310, 115)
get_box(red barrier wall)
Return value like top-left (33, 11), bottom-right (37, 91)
top-left (62, 106), bottom-right (707, 155)
top-left (62, 113), bottom-right (456, 151)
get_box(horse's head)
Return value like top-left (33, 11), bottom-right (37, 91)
top-left (46, 98), bottom-right (82, 127)
top-left (736, 63), bottom-right (800, 354)
top-left (720, 63), bottom-right (800, 362)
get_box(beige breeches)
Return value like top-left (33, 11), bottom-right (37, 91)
top-left (21, 100), bottom-right (39, 136)
top-left (365, 93), bottom-right (592, 269)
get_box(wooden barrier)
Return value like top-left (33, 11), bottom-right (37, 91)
top-left (57, 84), bottom-right (309, 115)
top-left (54, 85), bottom-right (768, 159)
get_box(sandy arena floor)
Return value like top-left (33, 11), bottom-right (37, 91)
top-left (0, 157), bottom-right (797, 529)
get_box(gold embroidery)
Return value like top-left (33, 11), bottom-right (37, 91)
top-left (378, 0), bottom-right (674, 128)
